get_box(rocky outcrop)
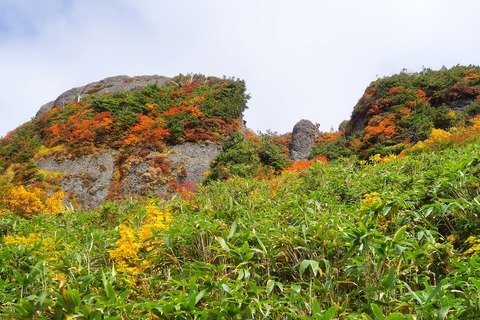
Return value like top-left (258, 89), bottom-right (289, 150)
top-left (36, 150), bottom-right (116, 209)
top-left (35, 143), bottom-right (221, 209)
top-left (36, 75), bottom-right (171, 116)
top-left (289, 119), bottom-right (319, 162)
top-left (169, 142), bottom-right (222, 183)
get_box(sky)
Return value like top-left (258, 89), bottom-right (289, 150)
top-left (1, 0), bottom-right (480, 138)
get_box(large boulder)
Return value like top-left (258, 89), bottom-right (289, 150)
top-left (289, 119), bottom-right (319, 162)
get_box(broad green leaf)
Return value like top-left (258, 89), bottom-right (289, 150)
top-left (385, 313), bottom-right (410, 320)
top-left (299, 259), bottom-right (319, 277)
top-left (470, 277), bottom-right (480, 291)
top-left (228, 221), bottom-right (237, 239)
top-left (68, 287), bottom-right (81, 307)
top-left (266, 279), bottom-right (275, 296)
top-left (437, 306), bottom-right (449, 319)
top-left (195, 290), bottom-right (207, 305)
top-left (371, 303), bottom-right (385, 320)
top-left (383, 267), bottom-right (396, 289)
top-left (221, 283), bottom-right (232, 295)
top-left (188, 291), bottom-right (197, 311)
top-left (311, 297), bottom-right (321, 315)
top-left (255, 236), bottom-right (267, 253)
top-left (392, 225), bottom-right (407, 243)
top-left (20, 300), bottom-right (36, 316)
top-left (291, 284), bottom-right (301, 294)
top-left (403, 282), bottom-right (423, 304)
top-left (425, 279), bottom-right (445, 304)
top-left (215, 236), bottom-right (230, 252)
top-left (322, 305), bottom-right (337, 320)
top-left (396, 245), bottom-right (406, 254)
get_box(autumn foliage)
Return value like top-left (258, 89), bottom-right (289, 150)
top-left (0, 74), bottom-right (250, 216)
top-left (342, 65), bottom-right (480, 158)
top-left (283, 156), bottom-right (327, 173)
top-left (1, 185), bottom-right (64, 218)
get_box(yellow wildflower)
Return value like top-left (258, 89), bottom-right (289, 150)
top-left (361, 192), bottom-right (382, 210)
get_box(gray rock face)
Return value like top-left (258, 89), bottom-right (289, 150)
top-left (36, 75), bottom-right (171, 116)
top-left (169, 142), bottom-right (222, 183)
top-left (289, 119), bottom-right (319, 162)
top-left (36, 150), bottom-right (116, 210)
top-left (35, 143), bottom-right (221, 209)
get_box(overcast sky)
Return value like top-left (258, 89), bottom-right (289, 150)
top-left (1, 0), bottom-right (480, 137)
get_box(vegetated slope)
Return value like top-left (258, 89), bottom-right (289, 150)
top-left (0, 74), bottom-right (251, 209)
top-left (313, 65), bottom-right (480, 160)
top-left (1, 67), bottom-right (480, 318)
top-left (1, 139), bottom-right (480, 318)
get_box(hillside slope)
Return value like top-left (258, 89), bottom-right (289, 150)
top-left (339, 65), bottom-right (480, 158)
top-left (1, 139), bottom-right (480, 318)
top-left (0, 74), bottom-right (249, 208)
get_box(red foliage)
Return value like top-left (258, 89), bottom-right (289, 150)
top-left (365, 87), bottom-right (378, 97)
top-left (416, 89), bottom-right (428, 101)
top-left (124, 114), bottom-right (169, 149)
top-left (464, 72), bottom-right (480, 80)
top-left (318, 132), bottom-right (342, 143)
top-left (367, 104), bottom-right (381, 115)
top-left (389, 86), bottom-right (404, 95)
top-left (364, 114), bottom-right (396, 140)
top-left (164, 105), bottom-right (203, 118)
top-left (283, 156), bottom-right (327, 173)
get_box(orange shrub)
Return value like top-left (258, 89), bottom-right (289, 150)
top-left (283, 156), bottom-right (327, 173)
top-left (124, 114), bottom-right (169, 149)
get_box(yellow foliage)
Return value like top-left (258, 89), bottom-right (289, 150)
top-left (368, 154), bottom-right (397, 164)
top-left (3, 232), bottom-right (59, 262)
top-left (464, 236), bottom-right (480, 255)
top-left (428, 128), bottom-right (452, 142)
top-left (4, 164), bottom-right (20, 181)
top-left (471, 115), bottom-right (480, 133)
top-left (35, 144), bottom-right (66, 159)
top-left (446, 234), bottom-right (457, 245)
top-left (109, 204), bottom-right (172, 277)
top-left (3, 233), bottom-right (41, 247)
top-left (448, 109), bottom-right (457, 119)
top-left (109, 224), bottom-right (143, 275)
top-left (3, 185), bottom-right (64, 218)
top-left (369, 154), bottom-right (382, 163)
top-left (381, 154), bottom-right (397, 163)
top-left (411, 128), bottom-right (452, 151)
top-left (45, 190), bottom-right (66, 214)
top-left (361, 192), bottom-right (381, 209)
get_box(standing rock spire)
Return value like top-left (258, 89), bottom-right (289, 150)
top-left (289, 119), bottom-right (319, 162)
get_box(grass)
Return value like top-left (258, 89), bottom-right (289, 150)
top-left (1, 142), bottom-right (480, 318)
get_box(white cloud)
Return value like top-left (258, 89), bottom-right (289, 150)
top-left (1, 0), bottom-right (480, 137)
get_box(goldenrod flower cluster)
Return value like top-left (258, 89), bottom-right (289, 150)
top-left (109, 204), bottom-right (172, 277)
top-left (464, 236), bottom-right (480, 255)
top-left (413, 128), bottom-right (452, 151)
top-left (367, 153), bottom-right (398, 164)
top-left (361, 192), bottom-right (382, 210)
top-left (2, 185), bottom-right (64, 218)
top-left (2, 232), bottom-right (59, 261)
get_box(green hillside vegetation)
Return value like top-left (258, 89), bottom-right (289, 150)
top-left (314, 65), bottom-right (480, 160)
top-left (1, 66), bottom-right (480, 318)
top-left (1, 139), bottom-right (480, 318)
